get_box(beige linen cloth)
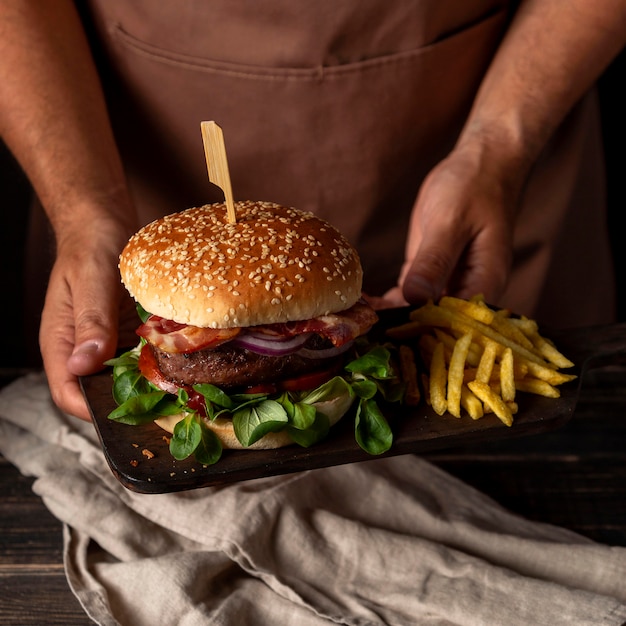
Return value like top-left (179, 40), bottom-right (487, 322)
top-left (1, 372), bottom-right (626, 626)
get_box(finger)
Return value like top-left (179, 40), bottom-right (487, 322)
top-left (403, 221), bottom-right (511, 306)
top-left (449, 226), bottom-right (511, 303)
top-left (40, 265), bottom-right (122, 421)
top-left (379, 286), bottom-right (408, 309)
top-left (401, 235), bottom-right (464, 305)
top-left (39, 283), bottom-right (94, 421)
top-left (362, 290), bottom-right (407, 310)
top-left (42, 333), bottom-right (93, 421)
top-left (67, 276), bottom-right (121, 377)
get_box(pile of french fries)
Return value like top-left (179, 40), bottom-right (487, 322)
top-left (387, 295), bottom-right (577, 426)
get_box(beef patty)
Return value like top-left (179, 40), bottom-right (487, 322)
top-left (151, 336), bottom-right (342, 389)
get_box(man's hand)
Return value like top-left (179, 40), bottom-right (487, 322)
top-left (39, 219), bottom-right (137, 421)
top-left (389, 0), bottom-right (626, 309)
top-left (388, 143), bottom-right (516, 308)
top-left (0, 1), bottom-right (140, 419)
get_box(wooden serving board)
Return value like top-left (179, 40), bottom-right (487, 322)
top-left (80, 309), bottom-right (626, 494)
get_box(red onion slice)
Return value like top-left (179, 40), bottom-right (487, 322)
top-left (232, 332), bottom-right (311, 356)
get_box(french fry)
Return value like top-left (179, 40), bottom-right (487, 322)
top-left (398, 345), bottom-right (421, 406)
top-left (467, 380), bottom-right (514, 427)
top-left (491, 310), bottom-right (535, 350)
top-left (499, 347), bottom-right (516, 403)
top-left (440, 295), bottom-right (495, 325)
top-left (515, 378), bottom-right (561, 398)
top-left (434, 329), bottom-right (482, 367)
top-left (460, 385), bottom-right (484, 420)
top-left (515, 361), bottom-right (530, 379)
top-left (469, 293), bottom-right (486, 304)
top-left (464, 362), bottom-right (529, 384)
top-left (429, 342), bottom-right (448, 416)
top-left (507, 315), bottom-right (538, 337)
top-left (523, 360), bottom-right (577, 386)
top-left (447, 332), bottom-right (472, 418)
top-left (484, 401), bottom-right (518, 415)
top-left (433, 329), bottom-right (457, 358)
top-left (529, 333), bottom-right (575, 369)
top-left (451, 332), bottom-right (484, 366)
top-left (475, 340), bottom-right (498, 383)
top-left (508, 316), bottom-right (574, 368)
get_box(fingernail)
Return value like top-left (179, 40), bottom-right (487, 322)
top-left (71, 341), bottom-right (101, 359)
top-left (404, 274), bottom-right (438, 302)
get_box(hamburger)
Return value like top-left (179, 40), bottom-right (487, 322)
top-left (107, 201), bottom-right (399, 464)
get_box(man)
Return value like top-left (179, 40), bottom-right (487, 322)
top-left (0, 0), bottom-right (623, 420)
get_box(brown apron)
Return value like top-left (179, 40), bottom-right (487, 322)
top-left (30, 0), bottom-right (615, 331)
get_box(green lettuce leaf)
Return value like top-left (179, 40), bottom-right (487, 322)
top-left (170, 414), bottom-right (202, 460)
top-left (232, 399), bottom-right (289, 447)
top-left (355, 398), bottom-right (393, 455)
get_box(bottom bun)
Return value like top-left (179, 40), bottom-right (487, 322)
top-left (154, 393), bottom-right (355, 450)
top-left (155, 414), bottom-right (294, 449)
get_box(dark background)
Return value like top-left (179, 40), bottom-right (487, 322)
top-left (1, 50), bottom-right (624, 370)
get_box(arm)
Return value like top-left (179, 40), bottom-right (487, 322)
top-left (397, 0), bottom-right (626, 305)
top-left (0, 0), bottom-right (138, 419)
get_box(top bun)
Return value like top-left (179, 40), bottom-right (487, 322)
top-left (119, 201), bottom-right (363, 328)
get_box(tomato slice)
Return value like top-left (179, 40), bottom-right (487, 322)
top-left (243, 382), bottom-right (279, 394)
top-left (279, 365), bottom-right (340, 392)
top-left (138, 344), bottom-right (209, 416)
top-left (138, 344), bottom-right (180, 395)
top-left (242, 363), bottom-right (342, 395)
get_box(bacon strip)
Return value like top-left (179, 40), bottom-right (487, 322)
top-left (137, 300), bottom-right (378, 354)
top-left (255, 300), bottom-right (379, 347)
top-left (137, 317), bottom-right (241, 353)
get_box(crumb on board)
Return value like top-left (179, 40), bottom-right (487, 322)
top-left (142, 448), bottom-right (155, 459)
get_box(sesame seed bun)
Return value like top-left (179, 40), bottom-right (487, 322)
top-left (119, 201), bottom-right (363, 329)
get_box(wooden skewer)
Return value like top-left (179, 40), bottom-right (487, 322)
top-left (200, 121), bottom-right (237, 224)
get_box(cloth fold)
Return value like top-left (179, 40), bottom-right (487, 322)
top-left (1, 372), bottom-right (625, 626)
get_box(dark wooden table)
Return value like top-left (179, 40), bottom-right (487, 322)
top-left (1, 364), bottom-right (625, 625)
